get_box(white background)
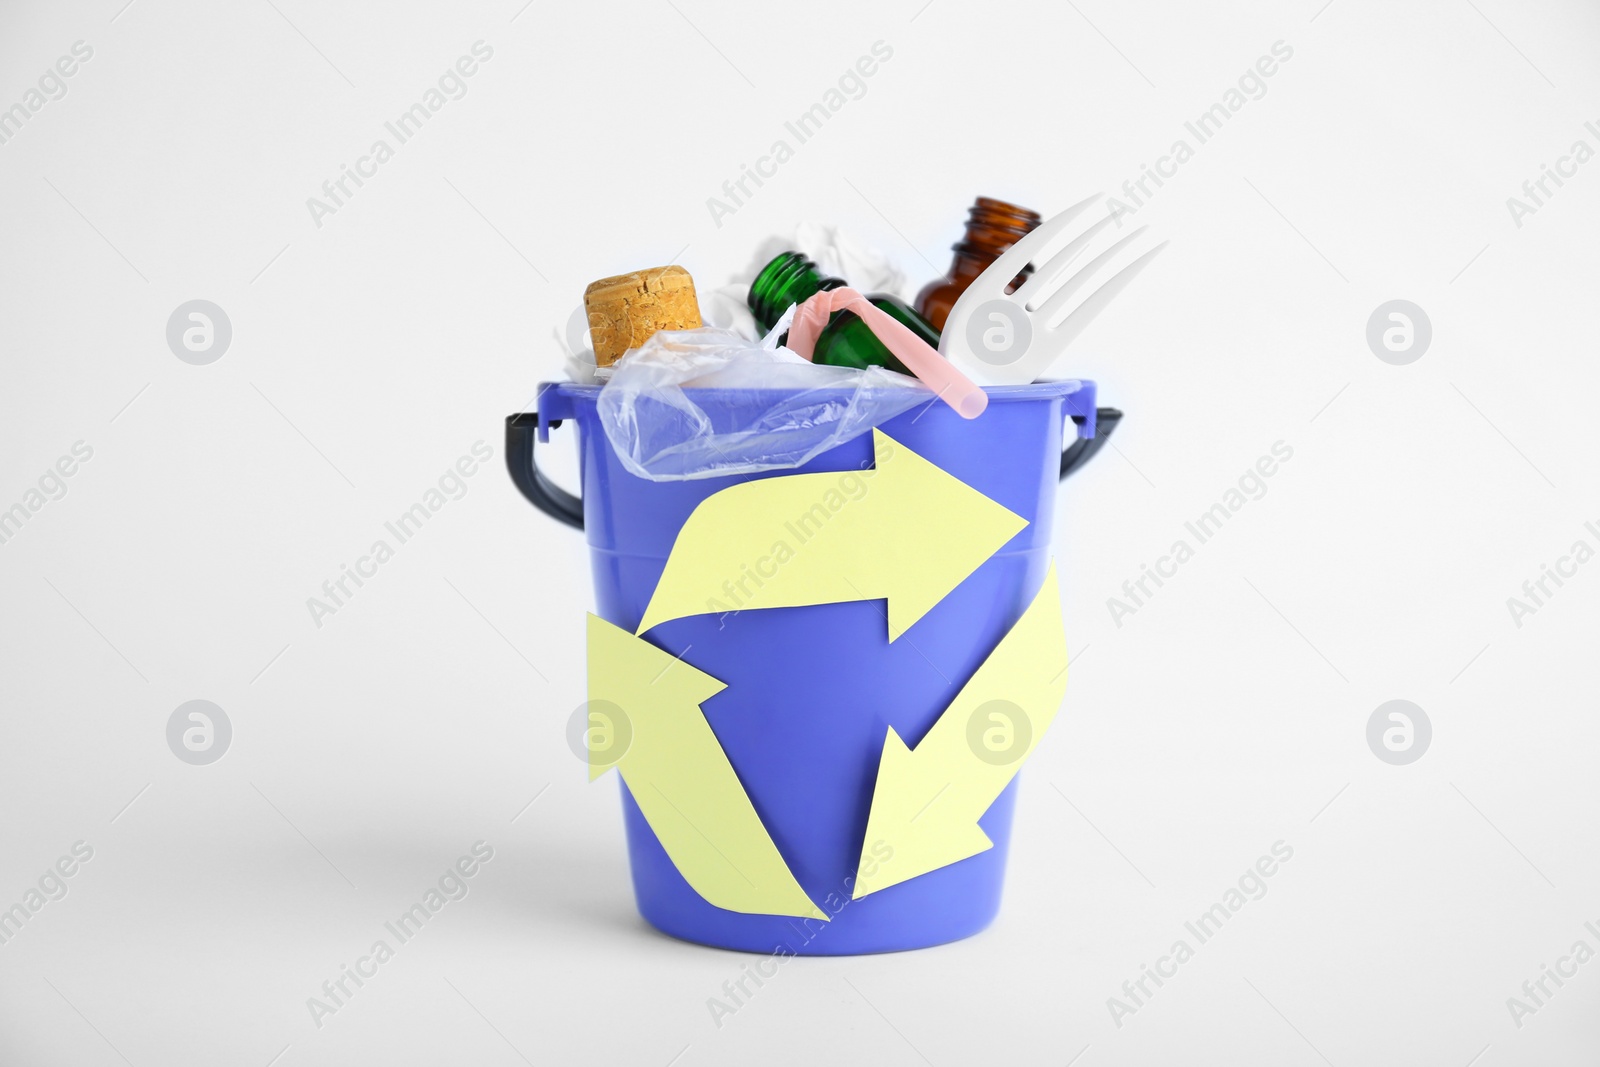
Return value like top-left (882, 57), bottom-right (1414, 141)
top-left (1, 0), bottom-right (1597, 1064)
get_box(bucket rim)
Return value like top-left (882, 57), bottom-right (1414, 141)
top-left (533, 377), bottom-right (1093, 407)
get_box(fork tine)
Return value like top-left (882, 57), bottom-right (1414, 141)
top-left (978, 192), bottom-right (1105, 295)
top-left (1041, 241), bottom-right (1168, 346)
top-left (1033, 227), bottom-right (1155, 324)
top-left (1013, 214), bottom-right (1133, 310)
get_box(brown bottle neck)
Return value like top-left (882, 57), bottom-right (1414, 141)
top-left (945, 196), bottom-right (1041, 279)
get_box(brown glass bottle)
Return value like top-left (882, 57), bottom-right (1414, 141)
top-left (913, 197), bottom-right (1042, 331)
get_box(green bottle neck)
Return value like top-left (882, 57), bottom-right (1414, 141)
top-left (748, 253), bottom-right (847, 330)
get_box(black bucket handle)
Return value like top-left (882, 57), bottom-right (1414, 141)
top-left (505, 412), bottom-right (583, 530)
top-left (1062, 407), bottom-right (1122, 481)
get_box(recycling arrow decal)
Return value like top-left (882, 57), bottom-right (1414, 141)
top-left (852, 562), bottom-right (1067, 898)
top-left (636, 428), bottom-right (1027, 640)
top-left (587, 429), bottom-right (1067, 917)
top-left (586, 615), bottom-right (828, 920)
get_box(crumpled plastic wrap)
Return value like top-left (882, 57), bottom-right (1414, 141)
top-left (596, 322), bottom-right (931, 481)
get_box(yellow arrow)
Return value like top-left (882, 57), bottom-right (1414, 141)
top-left (852, 563), bottom-right (1068, 899)
top-left (636, 429), bottom-right (1027, 641)
top-left (587, 614), bottom-right (827, 920)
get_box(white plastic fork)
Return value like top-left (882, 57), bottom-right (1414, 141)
top-left (939, 193), bottom-right (1167, 385)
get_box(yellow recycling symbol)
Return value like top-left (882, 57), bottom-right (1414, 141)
top-left (587, 429), bottom-right (1069, 917)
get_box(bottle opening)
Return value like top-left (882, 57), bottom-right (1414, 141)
top-left (954, 197), bottom-right (1042, 261)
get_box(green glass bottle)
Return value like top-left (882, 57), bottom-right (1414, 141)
top-left (747, 252), bottom-right (942, 376)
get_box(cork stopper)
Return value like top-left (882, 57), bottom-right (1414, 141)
top-left (584, 265), bottom-right (702, 366)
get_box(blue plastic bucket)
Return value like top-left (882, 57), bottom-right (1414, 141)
top-left (508, 381), bottom-right (1116, 954)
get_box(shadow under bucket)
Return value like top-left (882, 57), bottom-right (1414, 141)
top-left (508, 381), bottom-right (1118, 954)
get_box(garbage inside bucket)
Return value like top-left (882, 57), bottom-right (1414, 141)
top-left (595, 325), bottom-right (929, 482)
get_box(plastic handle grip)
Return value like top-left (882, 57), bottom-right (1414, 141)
top-left (505, 412), bottom-right (583, 530)
top-left (1061, 407), bottom-right (1121, 481)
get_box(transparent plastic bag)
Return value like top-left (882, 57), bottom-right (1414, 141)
top-left (596, 321), bottom-right (931, 481)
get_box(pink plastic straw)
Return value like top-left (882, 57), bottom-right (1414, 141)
top-left (786, 287), bottom-right (988, 420)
